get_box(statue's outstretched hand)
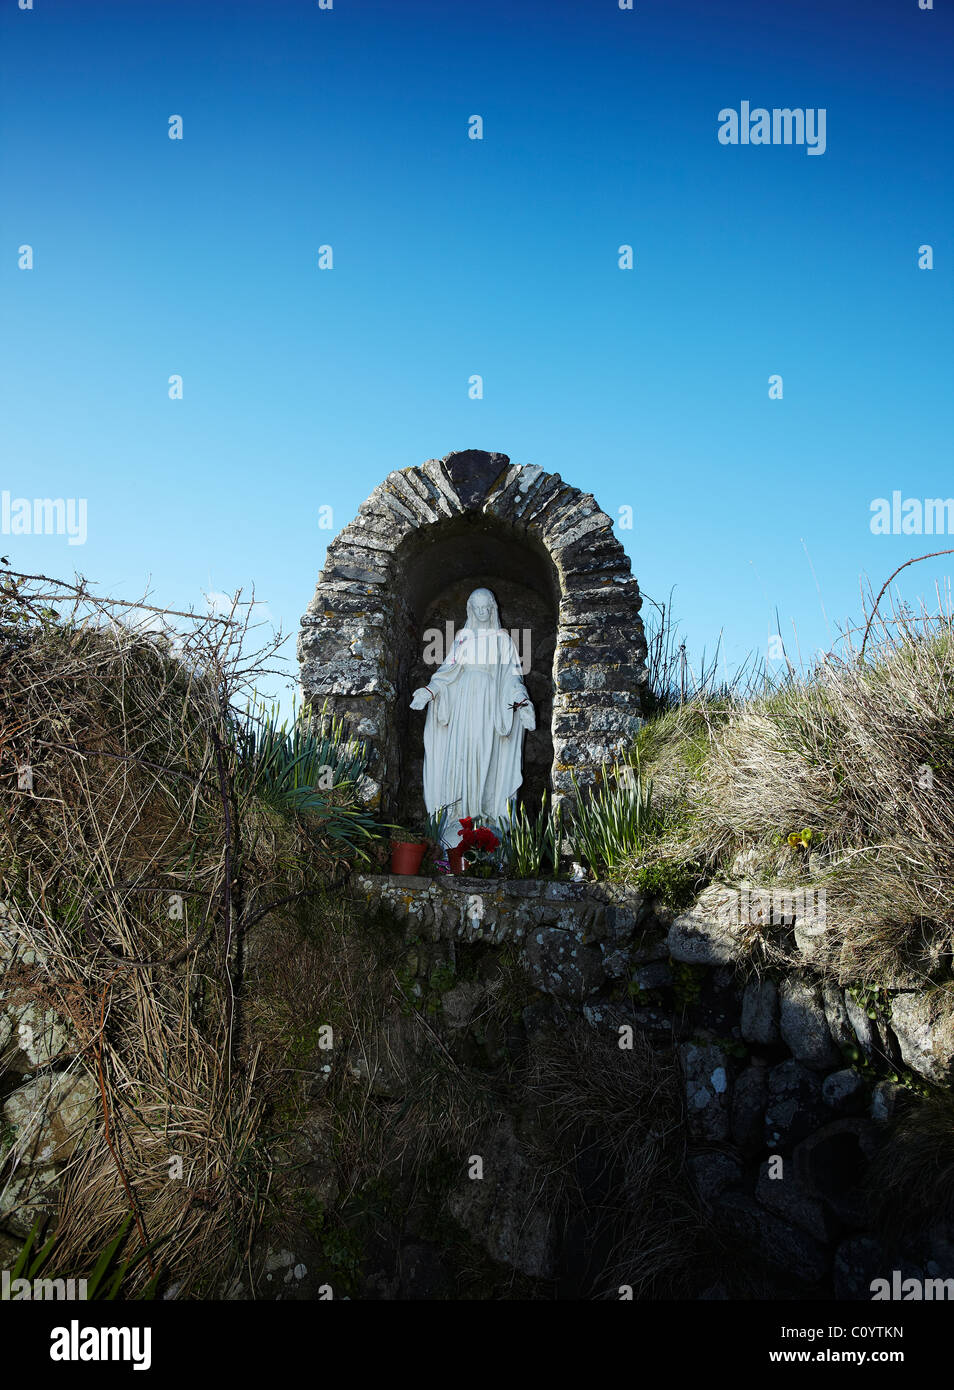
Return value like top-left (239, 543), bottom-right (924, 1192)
top-left (512, 697), bottom-right (535, 730)
top-left (410, 687), bottom-right (433, 710)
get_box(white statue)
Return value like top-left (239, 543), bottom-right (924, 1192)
top-left (410, 588), bottom-right (535, 846)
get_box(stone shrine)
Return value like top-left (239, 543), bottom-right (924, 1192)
top-left (298, 450), bottom-right (648, 825)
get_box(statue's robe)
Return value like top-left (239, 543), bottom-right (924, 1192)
top-left (420, 625), bottom-right (535, 843)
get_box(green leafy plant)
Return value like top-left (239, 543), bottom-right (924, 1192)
top-left (230, 699), bottom-right (380, 855)
top-left (501, 792), bottom-right (563, 878)
top-left (635, 860), bottom-right (705, 910)
top-left (390, 824), bottom-right (428, 845)
top-left (4, 1214), bottom-right (167, 1300)
top-left (847, 982), bottom-right (893, 1022)
top-left (567, 759), bottom-right (657, 874)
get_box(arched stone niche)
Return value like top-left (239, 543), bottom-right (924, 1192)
top-left (298, 450), bottom-right (648, 819)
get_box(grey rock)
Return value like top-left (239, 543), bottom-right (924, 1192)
top-left (822, 981), bottom-right (855, 1053)
top-left (714, 1191), bottom-right (829, 1284)
top-left (446, 1115), bottom-right (556, 1280)
top-left (679, 1042), bottom-right (731, 1141)
top-left (0, 916), bottom-right (48, 972)
top-left (633, 961), bottom-right (672, 992)
top-left (265, 1247), bottom-right (297, 1273)
top-left (764, 1060), bottom-right (825, 1149)
top-left (731, 1061), bottom-right (769, 1149)
top-left (692, 965), bottom-right (745, 1037)
top-left (793, 897), bottom-right (828, 960)
top-left (688, 1152), bottom-right (743, 1207)
top-left (580, 999), bottom-right (637, 1036)
top-left (741, 977), bottom-right (779, 1044)
top-left (1, 1070), bottom-right (98, 1234)
top-left (844, 991), bottom-right (883, 1059)
top-left (668, 885), bottom-right (745, 965)
top-left (779, 978), bottom-right (840, 1070)
top-left (522, 927), bottom-right (605, 1000)
top-left (870, 1079), bottom-right (908, 1126)
top-left (889, 991), bottom-right (954, 1086)
top-left (630, 935), bottom-right (669, 965)
top-left (794, 1119), bottom-right (879, 1228)
top-left (822, 1068), bottom-right (865, 1113)
top-left (440, 981), bottom-right (485, 1031)
top-left (2, 1001), bottom-right (75, 1068)
top-left (602, 891), bottom-right (649, 942)
top-left (756, 1159), bottom-right (830, 1242)
top-left (631, 1006), bottom-right (676, 1035)
top-left (599, 944), bottom-right (632, 981)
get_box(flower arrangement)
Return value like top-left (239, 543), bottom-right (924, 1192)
top-left (457, 816), bottom-right (501, 877)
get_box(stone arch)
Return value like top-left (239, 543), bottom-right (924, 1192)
top-left (298, 450), bottom-right (648, 817)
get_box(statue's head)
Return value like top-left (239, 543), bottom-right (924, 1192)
top-left (466, 588), bottom-right (500, 630)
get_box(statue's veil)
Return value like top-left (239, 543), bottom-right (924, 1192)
top-left (465, 587), bottom-right (501, 631)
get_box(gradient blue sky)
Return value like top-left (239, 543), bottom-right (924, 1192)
top-left (2, 0), bottom-right (952, 706)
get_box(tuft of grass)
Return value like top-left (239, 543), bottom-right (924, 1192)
top-left (230, 699), bottom-right (380, 859)
top-left (516, 1018), bottom-right (704, 1298)
top-left (567, 758), bottom-right (657, 875)
top-left (865, 1090), bottom-right (954, 1244)
top-left (634, 859), bottom-right (707, 911)
top-left (3, 1214), bottom-right (168, 1300)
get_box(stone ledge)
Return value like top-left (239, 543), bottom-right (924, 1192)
top-left (353, 874), bottom-right (653, 992)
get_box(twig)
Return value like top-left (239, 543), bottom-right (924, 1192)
top-left (860, 550), bottom-right (954, 658)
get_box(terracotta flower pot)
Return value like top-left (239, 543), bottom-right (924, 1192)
top-left (390, 840), bottom-right (427, 875)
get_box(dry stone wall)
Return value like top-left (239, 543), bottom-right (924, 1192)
top-left (357, 871), bottom-right (954, 1298)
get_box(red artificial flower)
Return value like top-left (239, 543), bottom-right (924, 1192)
top-left (474, 826), bottom-right (499, 851)
top-left (459, 817), bottom-right (474, 832)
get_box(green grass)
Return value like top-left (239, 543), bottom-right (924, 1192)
top-left (501, 792), bottom-right (563, 878)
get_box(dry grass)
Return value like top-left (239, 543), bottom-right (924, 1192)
top-left (0, 571), bottom-right (335, 1294)
top-left (626, 603), bottom-right (954, 987)
top-left (517, 1020), bottom-right (703, 1298)
top-left (242, 889), bottom-right (501, 1289)
top-left (865, 1089), bottom-right (954, 1242)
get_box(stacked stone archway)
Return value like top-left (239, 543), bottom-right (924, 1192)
top-left (298, 450), bottom-right (648, 819)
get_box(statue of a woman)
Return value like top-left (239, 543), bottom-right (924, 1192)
top-left (410, 588), bottom-right (535, 845)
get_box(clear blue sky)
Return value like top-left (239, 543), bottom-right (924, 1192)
top-left (2, 0), bottom-right (952, 707)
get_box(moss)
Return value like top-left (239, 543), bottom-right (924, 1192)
top-left (299, 1193), bottom-right (366, 1296)
top-left (672, 961), bottom-right (706, 1010)
top-left (635, 860), bottom-right (707, 910)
